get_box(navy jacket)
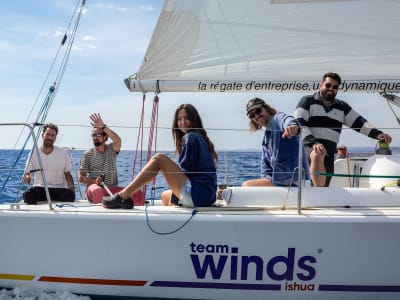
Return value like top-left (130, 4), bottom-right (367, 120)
top-left (178, 131), bottom-right (217, 206)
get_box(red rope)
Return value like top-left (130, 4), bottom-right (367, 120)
top-left (132, 94), bottom-right (146, 178)
top-left (130, 95), bottom-right (147, 204)
top-left (131, 94), bottom-right (160, 203)
top-left (147, 95), bottom-right (159, 160)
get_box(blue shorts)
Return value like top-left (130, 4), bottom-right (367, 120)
top-left (178, 179), bottom-right (194, 208)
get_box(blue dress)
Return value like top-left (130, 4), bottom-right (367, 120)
top-left (261, 112), bottom-right (310, 186)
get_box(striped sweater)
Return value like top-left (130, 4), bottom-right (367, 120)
top-left (79, 142), bottom-right (119, 186)
top-left (294, 93), bottom-right (382, 154)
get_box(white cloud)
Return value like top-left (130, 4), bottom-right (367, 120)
top-left (82, 35), bottom-right (96, 41)
top-left (90, 3), bottom-right (127, 12)
top-left (53, 30), bottom-right (64, 38)
top-left (72, 43), bottom-right (97, 51)
top-left (37, 31), bottom-right (51, 37)
top-left (139, 5), bottom-right (156, 11)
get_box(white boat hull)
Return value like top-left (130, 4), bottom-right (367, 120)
top-left (1, 187), bottom-right (400, 300)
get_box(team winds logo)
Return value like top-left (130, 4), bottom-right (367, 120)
top-left (189, 242), bottom-right (317, 291)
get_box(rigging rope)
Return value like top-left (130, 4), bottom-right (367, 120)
top-left (131, 94), bottom-right (147, 203)
top-left (385, 100), bottom-right (400, 126)
top-left (131, 94), bottom-right (160, 204)
top-left (0, 0), bottom-right (86, 197)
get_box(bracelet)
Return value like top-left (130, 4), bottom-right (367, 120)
top-left (102, 124), bottom-right (107, 130)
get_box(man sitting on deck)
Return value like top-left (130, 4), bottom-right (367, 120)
top-left (23, 123), bottom-right (75, 204)
top-left (79, 113), bottom-right (143, 205)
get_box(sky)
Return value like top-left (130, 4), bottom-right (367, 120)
top-left (0, 0), bottom-right (399, 152)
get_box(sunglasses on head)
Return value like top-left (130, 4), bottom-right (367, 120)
top-left (249, 107), bottom-right (263, 119)
top-left (91, 133), bottom-right (104, 138)
top-left (324, 83), bottom-right (339, 90)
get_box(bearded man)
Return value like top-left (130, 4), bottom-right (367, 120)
top-left (294, 72), bottom-right (392, 187)
top-left (23, 123), bottom-right (75, 204)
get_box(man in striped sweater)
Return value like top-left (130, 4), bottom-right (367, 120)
top-left (294, 72), bottom-right (392, 187)
top-left (79, 113), bottom-right (122, 202)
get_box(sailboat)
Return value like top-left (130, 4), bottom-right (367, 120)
top-left (1, 0), bottom-right (400, 299)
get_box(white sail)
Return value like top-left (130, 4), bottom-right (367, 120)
top-left (125, 0), bottom-right (400, 93)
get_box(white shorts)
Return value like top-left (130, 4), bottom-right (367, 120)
top-left (178, 179), bottom-right (194, 208)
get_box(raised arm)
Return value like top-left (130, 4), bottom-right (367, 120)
top-left (90, 113), bottom-right (121, 153)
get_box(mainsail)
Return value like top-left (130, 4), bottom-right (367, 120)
top-left (125, 0), bottom-right (400, 93)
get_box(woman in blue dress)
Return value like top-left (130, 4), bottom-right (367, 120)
top-left (103, 104), bottom-right (218, 209)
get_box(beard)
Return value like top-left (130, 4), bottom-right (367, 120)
top-left (43, 139), bottom-right (54, 147)
top-left (93, 141), bottom-right (103, 147)
top-left (320, 90), bottom-right (335, 102)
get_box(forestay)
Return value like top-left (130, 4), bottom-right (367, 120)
top-left (125, 0), bottom-right (400, 93)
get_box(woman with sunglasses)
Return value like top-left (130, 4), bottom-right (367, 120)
top-left (295, 72), bottom-right (392, 187)
top-left (243, 98), bottom-right (310, 187)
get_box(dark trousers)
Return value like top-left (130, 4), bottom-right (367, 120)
top-left (23, 187), bottom-right (75, 204)
top-left (324, 154), bottom-right (335, 187)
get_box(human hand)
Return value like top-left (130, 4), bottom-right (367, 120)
top-left (23, 173), bottom-right (31, 184)
top-left (95, 174), bottom-right (105, 185)
top-left (312, 143), bottom-right (327, 156)
top-left (282, 125), bottom-right (299, 139)
top-left (377, 133), bottom-right (392, 144)
top-left (90, 113), bottom-right (105, 128)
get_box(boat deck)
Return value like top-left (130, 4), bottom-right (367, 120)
top-left (0, 187), bottom-right (400, 218)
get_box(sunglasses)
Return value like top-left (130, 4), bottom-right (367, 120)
top-left (91, 133), bottom-right (104, 138)
top-left (324, 83), bottom-right (339, 90)
top-left (249, 107), bottom-right (262, 119)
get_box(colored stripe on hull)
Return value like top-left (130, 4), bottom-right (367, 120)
top-left (151, 281), bottom-right (281, 290)
top-left (0, 273), bottom-right (35, 281)
top-left (320, 285), bottom-right (400, 292)
top-left (39, 276), bottom-right (147, 286)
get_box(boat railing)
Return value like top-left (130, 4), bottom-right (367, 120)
top-left (0, 123), bottom-right (54, 210)
top-left (297, 135), bottom-right (303, 214)
top-left (0, 122), bottom-right (399, 212)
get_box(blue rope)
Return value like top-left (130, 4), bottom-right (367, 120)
top-left (55, 203), bottom-right (101, 208)
top-left (145, 204), bottom-right (197, 235)
top-left (56, 202), bottom-right (196, 235)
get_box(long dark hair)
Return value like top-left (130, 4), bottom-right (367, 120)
top-left (172, 104), bottom-right (218, 162)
